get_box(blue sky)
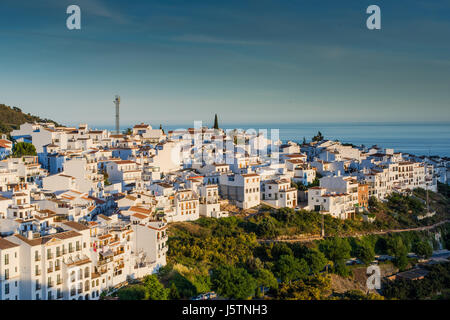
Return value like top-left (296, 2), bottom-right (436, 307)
top-left (1, 0), bottom-right (449, 126)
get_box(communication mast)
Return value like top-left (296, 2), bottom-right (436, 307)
top-left (114, 95), bottom-right (120, 134)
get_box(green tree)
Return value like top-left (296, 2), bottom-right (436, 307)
top-left (413, 241), bottom-right (433, 259)
top-left (254, 268), bottom-right (278, 295)
top-left (270, 242), bottom-right (294, 259)
top-left (355, 241), bottom-right (376, 265)
top-left (213, 114), bottom-right (219, 130)
top-left (12, 142), bottom-right (36, 157)
top-left (319, 237), bottom-right (351, 276)
top-left (142, 274), bottom-right (169, 300)
top-left (305, 248), bottom-right (328, 274)
top-left (312, 131), bottom-right (324, 142)
top-left (319, 237), bottom-right (351, 263)
top-left (117, 285), bottom-right (147, 300)
top-left (211, 265), bottom-right (256, 299)
top-left (169, 282), bottom-right (181, 299)
top-left (257, 218), bottom-right (280, 238)
top-left (386, 237), bottom-right (409, 270)
top-left (103, 171), bottom-right (111, 186)
top-left (169, 272), bottom-right (197, 298)
top-left (274, 255), bottom-right (309, 283)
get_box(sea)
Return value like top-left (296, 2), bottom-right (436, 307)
top-left (90, 122), bottom-right (450, 157)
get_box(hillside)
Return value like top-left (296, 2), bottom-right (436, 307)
top-left (0, 103), bottom-right (62, 135)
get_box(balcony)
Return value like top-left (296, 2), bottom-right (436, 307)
top-left (57, 278), bottom-right (62, 285)
top-left (35, 256), bottom-right (41, 262)
top-left (47, 267), bottom-right (53, 273)
top-left (55, 265), bottom-right (61, 271)
top-left (35, 270), bottom-right (42, 276)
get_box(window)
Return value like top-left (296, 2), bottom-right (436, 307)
top-left (5, 283), bottom-right (10, 294)
top-left (5, 254), bottom-right (9, 265)
top-left (5, 269), bottom-right (9, 280)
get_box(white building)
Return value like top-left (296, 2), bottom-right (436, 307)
top-left (261, 179), bottom-right (297, 208)
top-left (219, 173), bottom-right (260, 209)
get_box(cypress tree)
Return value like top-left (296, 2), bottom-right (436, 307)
top-left (213, 114), bottom-right (219, 129)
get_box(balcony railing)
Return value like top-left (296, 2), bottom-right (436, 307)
top-left (55, 265), bottom-right (61, 271)
top-left (57, 279), bottom-right (62, 285)
top-left (35, 256), bottom-right (41, 262)
top-left (35, 270), bottom-right (41, 276)
top-left (47, 267), bottom-right (53, 273)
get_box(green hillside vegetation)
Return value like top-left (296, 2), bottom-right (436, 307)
top-left (159, 213), bottom-right (449, 300)
top-left (369, 189), bottom-right (450, 229)
top-left (0, 103), bottom-right (62, 135)
top-left (383, 262), bottom-right (450, 300)
top-left (112, 189), bottom-right (450, 300)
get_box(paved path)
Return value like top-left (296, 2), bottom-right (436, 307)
top-left (258, 219), bottom-right (449, 243)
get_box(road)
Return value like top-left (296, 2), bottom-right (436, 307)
top-left (258, 219), bottom-right (449, 243)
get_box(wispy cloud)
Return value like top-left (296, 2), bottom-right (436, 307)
top-left (170, 34), bottom-right (271, 46)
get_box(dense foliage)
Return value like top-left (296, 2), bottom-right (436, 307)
top-left (383, 263), bottom-right (450, 300)
top-left (116, 275), bottom-right (169, 300)
top-left (165, 210), bottom-right (449, 300)
top-left (12, 142), bottom-right (36, 157)
top-left (115, 191), bottom-right (449, 300)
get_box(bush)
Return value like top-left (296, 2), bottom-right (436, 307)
top-left (117, 285), bottom-right (146, 300)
